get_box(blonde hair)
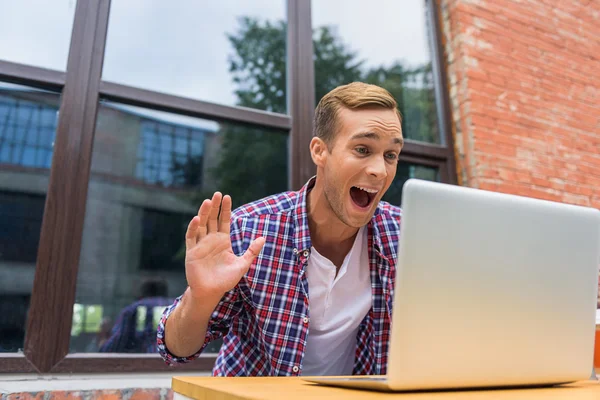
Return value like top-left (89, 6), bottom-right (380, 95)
top-left (313, 82), bottom-right (402, 146)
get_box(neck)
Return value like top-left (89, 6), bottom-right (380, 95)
top-left (307, 178), bottom-right (359, 264)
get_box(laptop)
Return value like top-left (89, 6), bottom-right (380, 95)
top-left (304, 178), bottom-right (600, 391)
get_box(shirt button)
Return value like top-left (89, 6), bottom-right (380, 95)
top-left (292, 366), bottom-right (299, 373)
top-left (303, 250), bottom-right (309, 257)
top-left (303, 317), bottom-right (309, 323)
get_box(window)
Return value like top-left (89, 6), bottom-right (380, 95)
top-left (70, 101), bottom-right (288, 354)
top-left (0, 83), bottom-right (59, 354)
top-left (0, 191), bottom-right (45, 263)
top-left (312, 0), bottom-right (441, 144)
top-left (0, 294), bottom-right (30, 353)
top-left (102, 0), bottom-right (287, 112)
top-left (0, 88), bottom-right (57, 169)
top-left (0, 0), bottom-right (77, 71)
top-left (383, 163), bottom-right (439, 206)
top-left (139, 208), bottom-right (190, 272)
top-left (0, 0), bottom-right (454, 373)
top-left (136, 119), bottom-right (206, 187)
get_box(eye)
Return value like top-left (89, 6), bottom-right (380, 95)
top-left (355, 146), bottom-right (369, 155)
top-left (385, 152), bottom-right (398, 161)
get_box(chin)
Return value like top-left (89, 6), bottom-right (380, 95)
top-left (344, 205), bottom-right (378, 227)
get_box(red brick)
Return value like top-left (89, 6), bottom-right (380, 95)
top-left (475, 142), bottom-right (517, 158)
top-left (4, 394), bottom-right (34, 400)
top-left (466, 69), bottom-right (489, 82)
top-left (444, 0), bottom-right (600, 301)
top-left (46, 392), bottom-right (82, 400)
top-left (562, 193), bottom-right (591, 207)
top-left (94, 391), bottom-right (122, 400)
top-left (470, 114), bottom-right (496, 129)
top-left (578, 163), bottom-right (600, 177)
top-left (129, 389), bottom-right (161, 400)
top-left (498, 169), bottom-right (517, 181)
top-left (0, 389), bottom-right (176, 400)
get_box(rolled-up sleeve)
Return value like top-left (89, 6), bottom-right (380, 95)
top-left (157, 287), bottom-right (243, 365)
top-left (157, 216), bottom-right (248, 365)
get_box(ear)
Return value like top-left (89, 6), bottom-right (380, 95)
top-left (310, 137), bottom-right (328, 168)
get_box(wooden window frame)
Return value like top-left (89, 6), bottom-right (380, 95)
top-left (0, 0), bottom-right (455, 373)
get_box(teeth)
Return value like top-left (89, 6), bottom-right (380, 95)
top-left (355, 186), bottom-right (378, 194)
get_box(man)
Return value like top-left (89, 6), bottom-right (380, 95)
top-left (100, 278), bottom-right (172, 353)
top-left (157, 82), bottom-right (404, 376)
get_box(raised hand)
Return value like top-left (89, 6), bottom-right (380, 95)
top-left (184, 192), bottom-right (265, 300)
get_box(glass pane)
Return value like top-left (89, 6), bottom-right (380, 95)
top-left (102, 1), bottom-right (287, 113)
top-left (0, 0), bottom-right (77, 71)
top-left (312, 0), bottom-right (441, 144)
top-left (382, 162), bottom-right (439, 206)
top-left (69, 100), bottom-right (288, 354)
top-left (0, 82), bottom-right (59, 352)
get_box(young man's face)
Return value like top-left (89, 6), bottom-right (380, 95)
top-left (317, 106), bottom-right (403, 228)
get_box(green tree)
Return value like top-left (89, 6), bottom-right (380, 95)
top-left (364, 63), bottom-right (439, 143)
top-left (227, 17), bottom-right (287, 113)
top-left (213, 17), bottom-right (290, 208)
top-left (313, 25), bottom-right (363, 101)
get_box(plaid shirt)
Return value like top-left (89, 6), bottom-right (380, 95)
top-left (157, 177), bottom-right (401, 376)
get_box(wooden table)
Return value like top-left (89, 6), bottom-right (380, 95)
top-left (172, 376), bottom-right (600, 400)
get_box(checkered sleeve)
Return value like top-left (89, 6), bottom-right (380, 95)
top-left (157, 217), bottom-right (248, 365)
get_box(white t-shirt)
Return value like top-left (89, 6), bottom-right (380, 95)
top-left (301, 226), bottom-right (372, 376)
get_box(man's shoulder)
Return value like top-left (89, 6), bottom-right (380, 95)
top-left (231, 190), bottom-right (299, 223)
top-left (374, 201), bottom-right (402, 261)
top-left (376, 200), bottom-right (402, 223)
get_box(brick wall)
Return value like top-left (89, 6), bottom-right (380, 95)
top-left (440, 0), bottom-right (600, 208)
top-left (1, 388), bottom-right (172, 400)
top-left (439, 0), bottom-right (600, 305)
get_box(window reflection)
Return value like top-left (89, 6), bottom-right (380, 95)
top-left (136, 120), bottom-right (206, 187)
top-left (312, 0), bottom-right (441, 144)
top-left (0, 83), bottom-right (59, 353)
top-left (0, 89), bottom-right (57, 169)
top-left (0, 0), bottom-right (77, 71)
top-left (0, 192), bottom-right (45, 264)
top-left (70, 101), bottom-right (288, 354)
top-left (383, 162), bottom-right (439, 205)
top-left (102, 0), bottom-right (287, 112)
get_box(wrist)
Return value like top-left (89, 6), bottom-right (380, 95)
top-left (185, 286), bottom-right (223, 309)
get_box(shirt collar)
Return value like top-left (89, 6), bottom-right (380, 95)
top-left (292, 176), bottom-right (315, 255)
top-left (368, 212), bottom-right (388, 260)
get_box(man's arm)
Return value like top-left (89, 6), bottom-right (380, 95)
top-left (157, 285), bottom-right (242, 363)
top-left (163, 287), bottom-right (222, 357)
top-left (157, 192), bottom-right (264, 363)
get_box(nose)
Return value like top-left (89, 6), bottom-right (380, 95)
top-left (365, 156), bottom-right (387, 180)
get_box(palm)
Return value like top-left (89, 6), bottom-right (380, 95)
top-left (186, 233), bottom-right (242, 295)
top-left (184, 193), bottom-right (265, 300)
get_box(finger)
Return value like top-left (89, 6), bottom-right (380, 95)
top-left (197, 199), bottom-right (211, 241)
top-left (241, 237), bottom-right (266, 267)
top-left (219, 195), bottom-right (232, 234)
top-left (185, 216), bottom-right (200, 249)
top-left (207, 192), bottom-right (222, 234)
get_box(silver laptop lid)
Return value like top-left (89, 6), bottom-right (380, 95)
top-left (387, 179), bottom-right (600, 390)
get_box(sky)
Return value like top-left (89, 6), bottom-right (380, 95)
top-left (0, 0), bottom-right (433, 116)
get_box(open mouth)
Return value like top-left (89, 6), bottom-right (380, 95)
top-left (350, 186), bottom-right (378, 209)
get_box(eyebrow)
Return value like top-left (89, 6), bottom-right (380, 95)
top-left (350, 132), bottom-right (404, 146)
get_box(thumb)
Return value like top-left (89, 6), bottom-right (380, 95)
top-left (241, 237), bottom-right (266, 267)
